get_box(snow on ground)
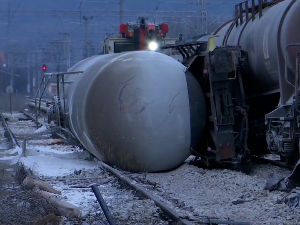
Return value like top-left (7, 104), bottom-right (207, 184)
top-left (34, 125), bottom-right (49, 133)
top-left (19, 142), bottom-right (101, 214)
top-left (20, 139), bottom-right (300, 225)
top-left (2, 112), bottom-right (28, 120)
top-left (19, 140), bottom-right (168, 224)
top-left (20, 147), bottom-right (97, 177)
top-left (8, 120), bottom-right (37, 135)
top-left (4, 113), bottom-right (170, 224)
top-left (0, 146), bottom-right (23, 167)
top-left (5, 112), bottom-right (300, 224)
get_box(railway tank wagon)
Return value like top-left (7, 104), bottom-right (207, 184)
top-left (58, 51), bottom-right (206, 172)
top-left (168, 0), bottom-right (300, 168)
top-left (213, 0), bottom-right (300, 103)
top-left (203, 0), bottom-right (300, 164)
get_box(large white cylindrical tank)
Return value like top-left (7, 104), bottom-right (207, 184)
top-left (61, 51), bottom-right (206, 172)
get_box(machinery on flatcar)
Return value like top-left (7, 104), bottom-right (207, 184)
top-left (102, 17), bottom-right (177, 54)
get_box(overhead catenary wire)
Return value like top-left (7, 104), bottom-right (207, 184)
top-left (0, 0), bottom-right (240, 86)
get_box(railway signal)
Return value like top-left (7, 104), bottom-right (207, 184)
top-left (42, 64), bottom-right (47, 72)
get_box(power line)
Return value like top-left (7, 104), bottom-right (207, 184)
top-left (82, 16), bottom-right (93, 58)
top-left (119, 0), bottom-right (123, 24)
top-left (0, 9), bottom-right (200, 17)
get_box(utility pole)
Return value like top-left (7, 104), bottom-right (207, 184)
top-left (82, 16), bottom-right (93, 58)
top-left (27, 53), bottom-right (30, 94)
top-left (36, 50), bottom-right (41, 96)
top-left (154, 5), bottom-right (158, 24)
top-left (7, 2), bottom-right (10, 32)
top-left (199, 0), bottom-right (207, 34)
top-left (31, 52), bottom-right (37, 94)
top-left (120, 0), bottom-right (124, 25)
top-left (59, 32), bottom-right (70, 70)
top-left (8, 53), bottom-right (13, 88)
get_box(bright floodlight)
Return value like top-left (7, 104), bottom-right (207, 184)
top-left (149, 42), bottom-right (158, 51)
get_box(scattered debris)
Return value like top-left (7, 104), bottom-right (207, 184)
top-left (22, 176), bottom-right (61, 194)
top-left (264, 159), bottom-right (300, 192)
top-left (285, 159), bottom-right (300, 189)
top-left (277, 188), bottom-right (300, 208)
top-left (264, 173), bottom-right (288, 191)
top-left (36, 188), bottom-right (82, 219)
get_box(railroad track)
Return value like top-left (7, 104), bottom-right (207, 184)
top-left (5, 108), bottom-right (299, 224)
top-left (7, 109), bottom-right (297, 224)
top-left (20, 99), bottom-right (298, 224)
top-left (26, 98), bottom-right (50, 113)
top-left (2, 110), bottom-right (253, 225)
top-left (5, 111), bottom-right (185, 224)
top-left (0, 112), bottom-right (18, 150)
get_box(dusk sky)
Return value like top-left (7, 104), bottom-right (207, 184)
top-left (0, 0), bottom-right (241, 66)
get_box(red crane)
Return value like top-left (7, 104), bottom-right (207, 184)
top-left (119, 17), bottom-right (169, 50)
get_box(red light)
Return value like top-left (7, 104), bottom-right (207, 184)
top-left (128, 31), bottom-right (133, 37)
top-left (42, 64), bottom-right (47, 72)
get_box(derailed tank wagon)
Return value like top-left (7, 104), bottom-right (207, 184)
top-left (185, 0), bottom-right (300, 167)
top-left (211, 0), bottom-right (300, 165)
top-left (47, 51), bottom-right (206, 172)
top-left (45, 0), bottom-right (300, 172)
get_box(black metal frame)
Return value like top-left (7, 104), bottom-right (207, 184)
top-left (34, 71), bottom-right (83, 127)
top-left (159, 41), bottom-right (206, 60)
top-left (265, 44), bottom-right (300, 166)
top-left (160, 40), bottom-right (251, 170)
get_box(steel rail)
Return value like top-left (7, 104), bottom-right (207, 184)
top-left (0, 113), bottom-right (19, 148)
top-left (99, 162), bottom-right (250, 225)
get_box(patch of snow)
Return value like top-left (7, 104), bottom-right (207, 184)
top-left (263, 154), bottom-right (281, 161)
top-left (62, 188), bottom-right (97, 216)
top-left (34, 125), bottom-right (48, 133)
top-left (0, 146), bottom-right (23, 167)
top-left (24, 145), bottom-right (82, 156)
top-left (2, 112), bottom-right (27, 120)
top-left (20, 154), bottom-right (98, 177)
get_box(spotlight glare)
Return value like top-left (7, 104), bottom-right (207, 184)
top-left (148, 42), bottom-right (158, 51)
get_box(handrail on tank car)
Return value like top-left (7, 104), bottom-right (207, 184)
top-left (34, 71), bottom-right (83, 128)
top-left (34, 73), bottom-right (53, 127)
top-left (54, 71), bottom-right (83, 127)
top-left (225, 0), bottom-right (271, 45)
top-left (295, 51), bottom-right (300, 113)
top-left (285, 44), bottom-right (300, 88)
top-left (233, 0), bottom-right (275, 27)
top-left (54, 71), bottom-right (83, 109)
